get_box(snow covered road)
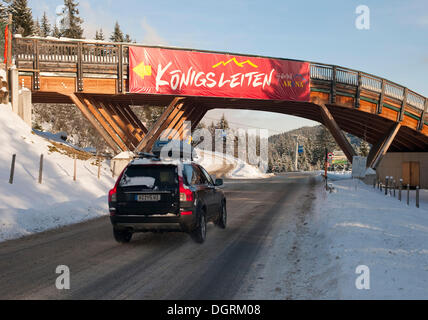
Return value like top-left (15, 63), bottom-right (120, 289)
top-left (0, 173), bottom-right (326, 299)
top-left (1, 172), bottom-right (426, 299)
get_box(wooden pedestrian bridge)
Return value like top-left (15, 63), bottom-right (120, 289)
top-left (10, 36), bottom-right (428, 168)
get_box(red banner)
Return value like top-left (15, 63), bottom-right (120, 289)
top-left (129, 46), bottom-right (310, 101)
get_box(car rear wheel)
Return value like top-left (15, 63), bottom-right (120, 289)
top-left (113, 228), bottom-right (133, 243)
top-left (215, 202), bottom-right (227, 229)
top-left (191, 211), bottom-right (206, 243)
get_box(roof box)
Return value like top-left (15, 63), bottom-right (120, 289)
top-left (151, 139), bottom-right (195, 161)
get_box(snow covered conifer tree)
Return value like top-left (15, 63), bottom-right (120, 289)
top-left (52, 24), bottom-right (61, 38)
top-left (33, 18), bottom-right (41, 36)
top-left (9, 0), bottom-right (34, 36)
top-left (40, 11), bottom-right (51, 37)
top-left (110, 21), bottom-right (124, 42)
top-left (0, 1), bottom-right (8, 25)
top-left (95, 28), bottom-right (104, 40)
top-left (60, 0), bottom-right (83, 39)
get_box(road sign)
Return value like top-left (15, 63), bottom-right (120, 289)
top-left (331, 150), bottom-right (348, 165)
top-left (298, 146), bottom-right (304, 154)
top-left (332, 159), bottom-right (348, 165)
top-left (327, 152), bottom-right (334, 159)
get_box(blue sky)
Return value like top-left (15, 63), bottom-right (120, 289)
top-left (29, 0), bottom-right (428, 135)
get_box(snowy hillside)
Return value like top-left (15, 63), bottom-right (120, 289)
top-left (0, 103), bottom-right (114, 242)
top-left (195, 149), bottom-right (273, 179)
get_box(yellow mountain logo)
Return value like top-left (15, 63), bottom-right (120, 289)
top-left (133, 62), bottom-right (152, 79)
top-left (212, 57), bottom-right (258, 69)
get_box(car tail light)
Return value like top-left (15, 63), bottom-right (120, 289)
top-left (181, 210), bottom-right (193, 216)
top-left (179, 176), bottom-right (193, 202)
top-left (108, 167), bottom-right (126, 202)
top-left (108, 187), bottom-right (117, 202)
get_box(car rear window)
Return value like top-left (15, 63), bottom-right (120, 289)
top-left (119, 165), bottom-right (178, 189)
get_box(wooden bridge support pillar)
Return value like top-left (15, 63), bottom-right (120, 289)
top-left (160, 103), bottom-right (188, 141)
top-left (70, 93), bottom-right (208, 155)
top-left (106, 102), bottom-right (145, 144)
top-left (69, 94), bottom-right (149, 153)
top-left (134, 97), bottom-right (186, 153)
top-left (133, 98), bottom-right (208, 153)
top-left (191, 108), bottom-right (208, 131)
top-left (94, 100), bottom-right (140, 150)
top-left (169, 102), bottom-right (197, 141)
top-left (366, 122), bottom-right (401, 169)
top-left (69, 93), bottom-right (124, 153)
top-left (316, 101), bottom-right (357, 164)
top-left (120, 104), bottom-right (149, 136)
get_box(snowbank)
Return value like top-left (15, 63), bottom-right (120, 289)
top-left (312, 178), bottom-right (428, 299)
top-left (34, 130), bottom-right (69, 145)
top-left (194, 149), bottom-right (272, 179)
top-left (0, 104), bottom-right (115, 242)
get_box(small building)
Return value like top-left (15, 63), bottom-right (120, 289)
top-left (111, 151), bottom-right (135, 177)
top-left (376, 153), bottom-right (428, 188)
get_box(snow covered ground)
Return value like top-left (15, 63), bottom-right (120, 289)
top-left (0, 103), bottom-right (115, 242)
top-left (312, 175), bottom-right (428, 299)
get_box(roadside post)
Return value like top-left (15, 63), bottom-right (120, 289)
top-left (324, 148), bottom-right (328, 191)
top-left (385, 176), bottom-right (389, 196)
top-left (9, 154), bottom-right (16, 184)
top-left (416, 186), bottom-right (420, 208)
top-left (96, 152), bottom-right (101, 180)
top-left (73, 154), bottom-right (77, 181)
top-left (407, 184), bottom-right (410, 205)
top-left (393, 180), bottom-right (396, 198)
top-left (399, 179), bottom-right (402, 201)
top-left (38, 154), bottom-right (43, 184)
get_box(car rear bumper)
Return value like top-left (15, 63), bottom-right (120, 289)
top-left (110, 213), bottom-right (195, 233)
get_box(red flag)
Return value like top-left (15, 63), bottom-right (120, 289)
top-left (4, 25), bottom-right (8, 65)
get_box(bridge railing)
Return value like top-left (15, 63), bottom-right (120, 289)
top-left (12, 37), bottom-right (427, 113)
top-left (310, 63), bottom-right (426, 111)
top-left (14, 37), bottom-right (129, 65)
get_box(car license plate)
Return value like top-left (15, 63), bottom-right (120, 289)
top-left (136, 194), bottom-right (161, 202)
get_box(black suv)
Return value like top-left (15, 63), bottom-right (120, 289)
top-left (108, 156), bottom-right (227, 244)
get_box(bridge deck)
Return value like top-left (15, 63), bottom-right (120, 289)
top-left (11, 36), bottom-right (428, 155)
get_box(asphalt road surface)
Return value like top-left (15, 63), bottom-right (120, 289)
top-left (0, 173), bottom-right (323, 300)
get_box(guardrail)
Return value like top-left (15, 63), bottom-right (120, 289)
top-left (12, 37), bottom-right (427, 113)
